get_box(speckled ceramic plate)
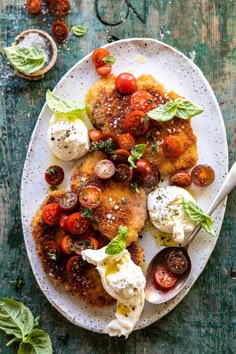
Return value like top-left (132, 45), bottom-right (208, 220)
top-left (21, 38), bottom-right (228, 334)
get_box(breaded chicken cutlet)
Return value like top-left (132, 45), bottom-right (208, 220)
top-left (85, 74), bottom-right (198, 175)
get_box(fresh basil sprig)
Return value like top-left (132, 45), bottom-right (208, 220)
top-left (147, 98), bottom-right (204, 122)
top-left (128, 144), bottom-right (146, 169)
top-left (0, 298), bottom-right (52, 354)
top-left (102, 54), bottom-right (116, 66)
top-left (71, 25), bottom-right (88, 37)
top-left (4, 45), bottom-right (45, 74)
top-left (105, 226), bottom-right (129, 255)
top-left (182, 197), bottom-right (215, 236)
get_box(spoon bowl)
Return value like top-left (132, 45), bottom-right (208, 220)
top-left (145, 161), bottom-right (236, 304)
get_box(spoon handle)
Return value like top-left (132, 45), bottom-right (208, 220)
top-left (183, 161), bottom-right (236, 247)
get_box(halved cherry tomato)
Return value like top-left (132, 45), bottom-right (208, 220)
top-left (88, 129), bottom-right (102, 142)
top-left (66, 212), bottom-right (91, 235)
top-left (134, 159), bottom-right (152, 179)
top-left (94, 159), bottom-right (116, 179)
top-left (191, 164), bottom-right (215, 187)
top-left (96, 64), bottom-right (112, 76)
top-left (97, 133), bottom-right (118, 149)
top-left (79, 185), bottom-right (102, 209)
top-left (115, 73), bottom-right (137, 94)
top-left (58, 192), bottom-right (79, 212)
top-left (60, 235), bottom-right (74, 255)
top-left (42, 203), bottom-right (60, 225)
top-left (74, 236), bottom-right (99, 255)
top-left (52, 20), bottom-right (69, 42)
top-left (42, 241), bottom-right (59, 261)
top-left (162, 135), bottom-right (185, 158)
top-left (169, 170), bottom-right (192, 187)
top-left (92, 48), bottom-right (110, 67)
top-left (26, 0), bottom-right (41, 14)
top-left (59, 213), bottom-right (69, 231)
top-left (66, 256), bottom-right (84, 280)
top-left (111, 149), bottom-right (130, 163)
top-left (166, 250), bottom-right (189, 275)
top-left (130, 90), bottom-right (155, 112)
top-left (143, 169), bottom-right (160, 192)
top-left (49, 0), bottom-right (71, 18)
top-left (114, 163), bottom-right (133, 183)
top-left (45, 165), bottom-right (64, 186)
top-left (154, 265), bottom-right (178, 289)
top-left (125, 111), bottom-right (150, 136)
top-left (118, 133), bottom-right (135, 150)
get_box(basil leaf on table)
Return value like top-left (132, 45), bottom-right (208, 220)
top-left (106, 226), bottom-right (129, 255)
top-left (4, 45), bottom-right (45, 74)
top-left (147, 98), bottom-right (204, 122)
top-left (71, 25), bottom-right (88, 37)
top-left (18, 329), bottom-right (52, 354)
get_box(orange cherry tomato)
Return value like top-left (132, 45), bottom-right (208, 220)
top-left (66, 212), bottom-right (91, 235)
top-left (162, 135), bottom-right (185, 158)
top-left (60, 235), bottom-right (74, 255)
top-left (92, 48), bottom-right (110, 67)
top-left (88, 129), bottom-right (102, 142)
top-left (130, 90), bottom-right (155, 112)
top-left (118, 133), bottom-right (135, 150)
top-left (52, 20), bottom-right (69, 42)
top-left (79, 185), bottom-right (102, 209)
top-left (191, 164), bottom-right (215, 187)
top-left (125, 111), bottom-right (150, 136)
top-left (26, 0), bottom-right (41, 14)
top-left (42, 203), bottom-right (60, 225)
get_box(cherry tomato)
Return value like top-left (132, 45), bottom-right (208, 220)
top-left (26, 0), bottom-right (41, 14)
top-left (74, 236), bottom-right (99, 255)
top-left (111, 149), bottom-right (130, 163)
top-left (60, 235), bottom-right (74, 255)
top-left (66, 256), bottom-right (84, 280)
top-left (114, 163), bottom-right (133, 183)
top-left (49, 0), bottom-right (71, 18)
top-left (162, 135), bottom-right (185, 158)
top-left (118, 133), bottom-right (135, 150)
top-left (88, 129), bottom-right (102, 142)
top-left (42, 241), bottom-right (59, 261)
top-left (42, 203), bottom-right (60, 225)
top-left (191, 164), bottom-right (215, 187)
top-left (130, 90), bottom-right (155, 112)
top-left (58, 191), bottom-right (79, 212)
top-left (169, 170), bottom-right (192, 187)
top-left (166, 250), bottom-right (189, 275)
top-left (115, 73), bottom-right (137, 94)
top-left (52, 20), bottom-right (69, 42)
top-left (143, 169), bottom-right (160, 192)
top-left (91, 48), bottom-right (110, 67)
top-left (94, 159), bottom-right (116, 179)
top-left (125, 111), bottom-right (150, 136)
top-left (96, 64), bottom-right (112, 76)
top-left (59, 213), bottom-right (69, 231)
top-left (66, 212), bottom-right (91, 235)
top-left (135, 159), bottom-right (152, 179)
top-left (97, 133), bottom-right (118, 149)
top-left (45, 165), bottom-right (64, 186)
top-left (154, 265), bottom-right (178, 289)
top-left (79, 185), bottom-right (102, 209)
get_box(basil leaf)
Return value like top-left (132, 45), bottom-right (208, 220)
top-left (147, 98), bottom-right (203, 122)
top-left (4, 45), bottom-right (45, 74)
top-left (128, 144), bottom-right (146, 169)
top-left (106, 226), bottom-right (129, 255)
top-left (71, 25), bottom-right (87, 37)
top-left (182, 198), bottom-right (215, 236)
top-left (103, 54), bottom-right (116, 65)
top-left (18, 329), bottom-right (53, 354)
top-left (0, 298), bottom-right (34, 340)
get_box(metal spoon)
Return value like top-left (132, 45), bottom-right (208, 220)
top-left (145, 161), bottom-right (236, 304)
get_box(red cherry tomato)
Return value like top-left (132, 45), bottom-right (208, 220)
top-left (125, 111), bottom-right (150, 136)
top-left (96, 64), bottom-right (112, 76)
top-left (60, 235), bottom-right (74, 255)
top-left (42, 241), bottom-right (59, 261)
top-left (49, 0), bottom-right (71, 18)
top-left (135, 159), bottom-right (152, 179)
top-left (45, 165), bottom-right (64, 186)
top-left (162, 135), bottom-right (185, 158)
top-left (42, 203), bottom-right (60, 225)
top-left (52, 20), bottom-right (69, 42)
top-left (115, 73), bottom-right (137, 94)
top-left (79, 185), bottom-right (102, 209)
top-left (166, 250), bottom-right (189, 275)
top-left (92, 48), bottom-right (110, 67)
top-left (143, 169), bottom-right (160, 192)
top-left (130, 90), bottom-right (155, 112)
top-left (66, 256), bottom-right (84, 280)
top-left (169, 170), bottom-right (192, 187)
top-left (59, 214), bottom-right (69, 231)
top-left (26, 0), bottom-right (41, 14)
top-left (114, 163), bottom-right (133, 183)
top-left (66, 212), bottom-right (91, 235)
top-left (58, 191), bottom-right (79, 212)
top-left (97, 133), bottom-right (118, 149)
top-left (191, 164), bottom-right (215, 187)
top-left (74, 236), bottom-right (99, 255)
top-left (94, 159), bottom-right (116, 179)
top-left (118, 133), bottom-right (135, 150)
top-left (88, 129), bottom-right (102, 142)
top-left (111, 149), bottom-right (130, 163)
top-left (154, 265), bottom-right (178, 289)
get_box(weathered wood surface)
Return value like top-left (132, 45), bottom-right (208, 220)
top-left (0, 1), bottom-right (236, 353)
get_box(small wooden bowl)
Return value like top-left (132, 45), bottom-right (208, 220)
top-left (13, 29), bottom-right (57, 80)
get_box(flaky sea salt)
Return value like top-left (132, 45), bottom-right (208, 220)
top-left (19, 33), bottom-right (50, 63)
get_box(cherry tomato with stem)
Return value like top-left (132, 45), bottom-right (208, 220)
top-left (115, 73), bottom-right (137, 94)
top-left (88, 129), bottom-right (102, 142)
top-left (191, 164), bottom-right (215, 187)
top-left (96, 64), bottom-right (112, 76)
top-left (58, 191), bottom-right (79, 212)
top-left (42, 203), bottom-right (60, 225)
top-left (114, 163), bottom-right (133, 183)
top-left (49, 0), bottom-right (71, 18)
top-left (130, 90), bottom-right (155, 112)
top-left (125, 111), bottom-right (150, 136)
top-left (52, 20), bottom-right (69, 42)
top-left (166, 250), bottom-right (189, 275)
top-left (45, 165), bottom-right (64, 186)
top-left (118, 133), bottom-right (135, 150)
top-left (66, 212), bottom-right (91, 235)
top-left (79, 185), bottom-right (102, 209)
top-left (60, 235), bottom-right (75, 255)
top-left (162, 135), bottom-right (185, 158)
top-left (92, 48), bottom-right (110, 67)
top-left (154, 265), bottom-right (178, 290)
top-left (169, 170), bottom-right (192, 187)
top-left (94, 159), bottom-right (116, 179)
top-left (26, 0), bottom-right (41, 14)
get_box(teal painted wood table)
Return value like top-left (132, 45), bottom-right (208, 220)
top-left (0, 1), bottom-right (236, 353)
